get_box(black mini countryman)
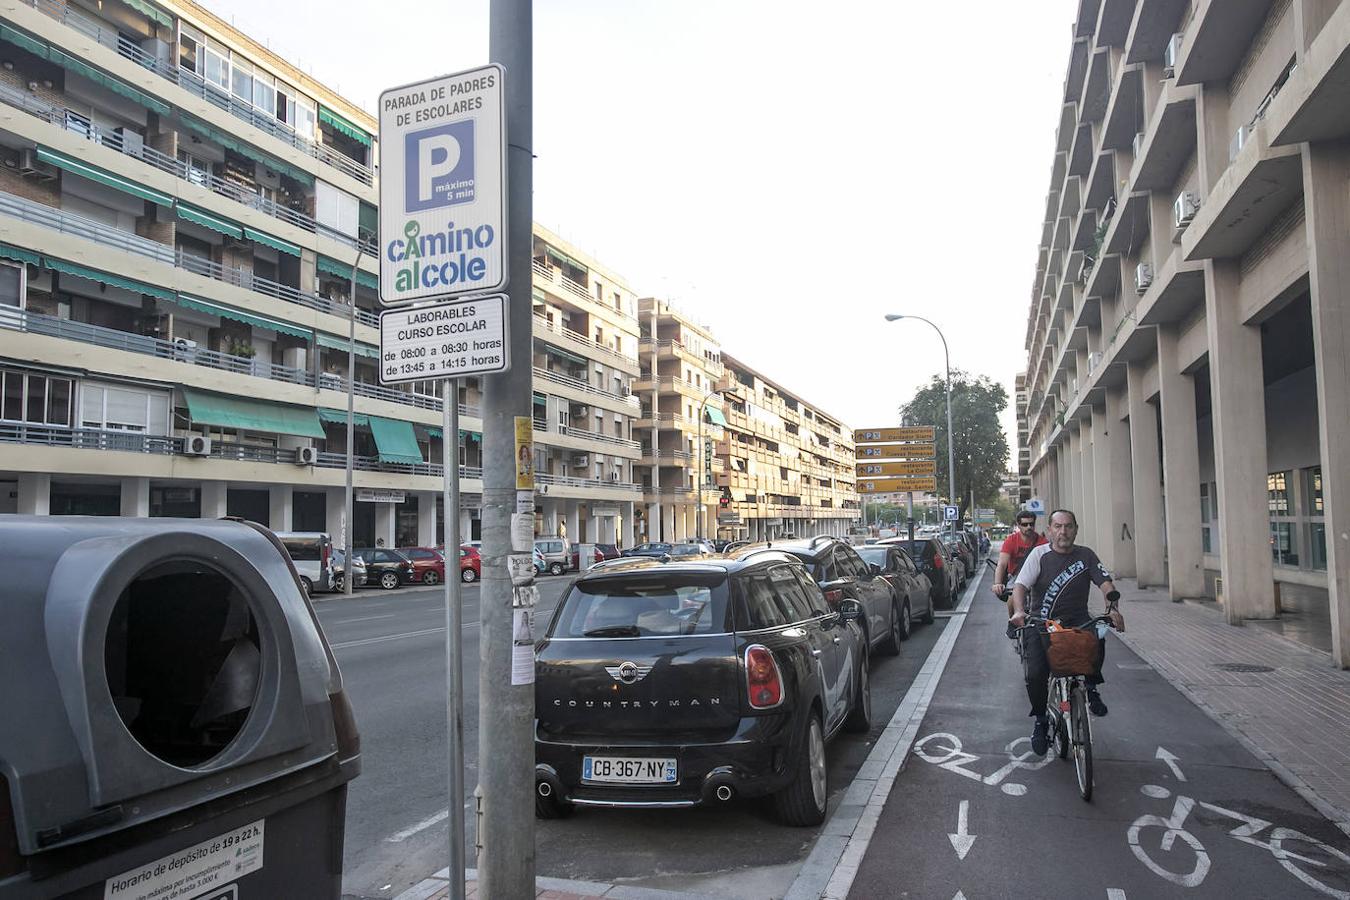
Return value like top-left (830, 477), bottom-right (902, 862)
top-left (534, 549), bottom-right (871, 826)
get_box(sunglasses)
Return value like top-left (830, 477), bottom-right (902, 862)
top-left (1017, 521), bottom-right (1035, 527)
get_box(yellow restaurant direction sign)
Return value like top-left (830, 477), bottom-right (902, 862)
top-left (856, 459), bottom-right (937, 477)
top-left (853, 426), bottom-right (936, 444)
top-left (857, 476), bottom-right (939, 494)
top-left (857, 443), bottom-right (937, 459)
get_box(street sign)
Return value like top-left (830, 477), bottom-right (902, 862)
top-left (857, 477), bottom-right (939, 494)
top-left (856, 460), bottom-right (937, 477)
top-left (378, 65), bottom-right (506, 305)
top-left (854, 426), bottom-right (936, 444)
top-left (379, 294), bottom-right (509, 384)
top-left (1026, 498), bottom-right (1045, 514)
top-left (944, 505), bottom-right (959, 521)
top-left (858, 443), bottom-right (937, 459)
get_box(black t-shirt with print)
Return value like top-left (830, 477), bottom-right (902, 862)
top-left (1013, 543), bottom-right (1112, 624)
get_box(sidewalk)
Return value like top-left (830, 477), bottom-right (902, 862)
top-left (1112, 578), bottom-right (1350, 835)
top-left (393, 868), bottom-right (720, 900)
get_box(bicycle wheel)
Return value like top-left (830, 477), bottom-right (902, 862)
top-left (1268, 827), bottom-right (1350, 898)
top-left (1071, 685), bottom-right (1093, 801)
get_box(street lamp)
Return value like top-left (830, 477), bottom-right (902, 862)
top-left (697, 388), bottom-right (722, 542)
top-left (884, 313), bottom-right (957, 538)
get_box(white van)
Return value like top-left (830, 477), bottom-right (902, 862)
top-left (275, 531), bottom-right (338, 594)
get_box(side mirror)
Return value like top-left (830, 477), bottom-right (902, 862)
top-left (838, 598), bottom-right (864, 622)
top-left (869, 563), bottom-right (883, 576)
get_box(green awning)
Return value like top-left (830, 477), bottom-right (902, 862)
top-left (176, 204), bottom-right (242, 238)
top-left (317, 255), bottom-right (378, 290)
top-left (185, 388), bottom-right (325, 438)
top-left (318, 106), bottom-right (372, 147)
top-left (369, 416), bottom-right (423, 465)
top-left (0, 243), bottom-right (42, 267)
top-left (542, 343), bottom-right (587, 367)
top-left (176, 294), bottom-right (311, 339)
top-left (315, 332), bottom-right (380, 359)
top-left (47, 47), bottom-right (170, 116)
top-left (36, 147), bottom-right (172, 207)
top-left (704, 407), bottom-right (728, 427)
top-left (319, 408), bottom-right (370, 427)
top-left (0, 24), bottom-right (48, 58)
top-left (243, 226), bottom-right (301, 257)
top-left (118, 0), bottom-right (172, 28)
top-left (544, 246), bottom-right (587, 272)
top-left (179, 115), bottom-right (315, 186)
top-left (426, 427), bottom-right (475, 440)
top-left (44, 256), bottom-right (174, 300)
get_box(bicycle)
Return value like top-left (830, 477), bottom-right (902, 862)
top-left (1010, 610), bottom-right (1115, 802)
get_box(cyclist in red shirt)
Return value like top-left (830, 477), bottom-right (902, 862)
top-left (993, 510), bottom-right (1048, 617)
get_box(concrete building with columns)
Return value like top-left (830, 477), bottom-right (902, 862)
top-left (0, 0), bottom-right (641, 550)
top-left (1018, 0), bottom-right (1350, 665)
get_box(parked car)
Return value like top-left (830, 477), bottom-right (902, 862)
top-left (400, 546), bottom-right (447, 585)
top-left (856, 544), bottom-right (935, 639)
top-left (622, 542), bottom-right (674, 559)
top-left (769, 536), bottom-right (903, 658)
top-left (533, 551), bottom-right (869, 825)
top-left (570, 542), bottom-right (622, 570)
top-left (274, 531), bottom-right (338, 594)
top-left (535, 537), bottom-right (571, 576)
top-left (942, 534), bottom-right (975, 581)
top-left (331, 548), bottom-right (367, 592)
top-left (533, 545), bottom-right (548, 575)
top-left (457, 545), bottom-right (482, 582)
top-left (883, 538), bottom-right (958, 609)
top-left (353, 547), bottom-right (417, 590)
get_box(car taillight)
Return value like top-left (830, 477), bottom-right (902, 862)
top-left (321, 543), bottom-right (331, 570)
top-left (824, 588), bottom-right (844, 607)
top-left (933, 554), bottom-right (944, 569)
top-left (745, 645), bottom-right (783, 709)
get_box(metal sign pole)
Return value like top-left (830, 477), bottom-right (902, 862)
top-left (443, 378), bottom-right (464, 900)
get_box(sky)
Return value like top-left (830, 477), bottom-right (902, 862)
top-left (200, 0), bottom-right (1079, 456)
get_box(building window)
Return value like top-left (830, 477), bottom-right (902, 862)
top-left (1306, 466), bottom-right (1326, 571)
top-left (1200, 482), bottom-right (1218, 555)
top-left (0, 262), bottom-right (24, 308)
top-left (1268, 471), bottom-right (1298, 567)
top-left (1, 369), bottom-right (72, 427)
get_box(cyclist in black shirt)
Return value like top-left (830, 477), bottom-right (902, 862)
top-left (1010, 509), bottom-right (1124, 755)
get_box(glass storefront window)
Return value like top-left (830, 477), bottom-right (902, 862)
top-left (1310, 523), bottom-right (1327, 571)
top-left (1267, 471), bottom-right (1290, 514)
top-left (1271, 521), bottom-right (1299, 567)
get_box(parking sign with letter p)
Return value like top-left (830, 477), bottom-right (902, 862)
top-left (406, 121), bottom-right (475, 212)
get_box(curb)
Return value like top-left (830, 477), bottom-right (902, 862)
top-left (783, 564), bottom-right (986, 900)
top-left (392, 868), bottom-right (724, 900)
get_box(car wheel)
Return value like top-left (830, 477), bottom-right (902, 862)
top-left (773, 713), bottom-right (827, 827)
top-left (535, 790), bottom-right (575, 819)
top-left (423, 569), bottom-right (440, 586)
top-left (461, 566), bottom-right (477, 583)
top-left (332, 574), bottom-right (345, 593)
top-left (921, 599), bottom-right (936, 625)
top-left (844, 649), bottom-right (872, 733)
top-left (549, 562), bottom-right (564, 576)
top-left (380, 572), bottom-right (399, 590)
top-left (879, 602), bottom-right (903, 656)
top-left (898, 601), bottom-right (913, 641)
top-left (299, 576), bottom-right (312, 595)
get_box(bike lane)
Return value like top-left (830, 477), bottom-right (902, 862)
top-left (847, 581), bottom-right (1350, 899)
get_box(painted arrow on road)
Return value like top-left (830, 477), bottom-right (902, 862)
top-left (948, 800), bottom-right (976, 860)
top-left (1156, 746), bottom-right (1186, 782)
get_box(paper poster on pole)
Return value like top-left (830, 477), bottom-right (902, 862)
top-left (511, 608), bottom-right (535, 685)
top-left (514, 415), bottom-right (534, 489)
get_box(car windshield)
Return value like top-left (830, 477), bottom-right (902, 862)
top-left (281, 540), bottom-right (322, 561)
top-left (667, 544), bottom-right (706, 557)
top-left (551, 574), bottom-right (730, 638)
top-left (856, 547), bottom-right (887, 568)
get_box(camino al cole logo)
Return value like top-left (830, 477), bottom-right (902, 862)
top-left (405, 120), bottom-right (475, 212)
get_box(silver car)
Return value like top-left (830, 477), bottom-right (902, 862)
top-left (332, 548), bottom-right (367, 592)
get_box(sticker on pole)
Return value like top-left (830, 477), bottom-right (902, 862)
top-left (379, 65), bottom-right (506, 305)
top-left (379, 294), bottom-right (509, 384)
top-left (103, 820), bottom-right (263, 900)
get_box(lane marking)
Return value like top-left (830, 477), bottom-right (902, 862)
top-left (331, 622), bottom-right (479, 650)
top-left (1156, 746), bottom-right (1187, 782)
top-left (948, 800), bottom-right (976, 860)
top-left (386, 808), bottom-right (449, 842)
top-left (1107, 890), bottom-right (1127, 900)
top-left (332, 614), bottom-right (397, 625)
top-left (785, 562), bottom-right (987, 900)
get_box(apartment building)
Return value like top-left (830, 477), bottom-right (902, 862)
top-left (1018, 0), bottom-right (1350, 665)
top-left (0, 0), bottom-right (642, 548)
top-left (716, 353), bottom-right (860, 542)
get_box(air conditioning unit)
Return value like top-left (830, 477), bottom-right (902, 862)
top-left (295, 446), bottom-right (318, 465)
top-left (1163, 32), bottom-right (1183, 77)
top-left (1135, 262), bottom-right (1154, 294)
top-left (1230, 124), bottom-right (1252, 163)
top-left (17, 149), bottom-right (56, 181)
top-left (1088, 351), bottom-right (1103, 372)
top-left (1132, 132), bottom-right (1145, 159)
top-left (185, 435), bottom-right (212, 456)
top-left (1174, 191), bottom-right (1201, 229)
top-left (572, 454), bottom-right (590, 468)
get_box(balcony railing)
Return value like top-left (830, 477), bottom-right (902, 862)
top-left (533, 366), bottom-right (640, 406)
top-left (532, 313), bottom-right (636, 368)
top-left (536, 471), bottom-right (641, 492)
top-left (22, 0), bottom-right (376, 187)
top-left (532, 421), bottom-right (639, 450)
top-left (0, 192), bottom-right (379, 328)
top-left (0, 82), bottom-right (378, 256)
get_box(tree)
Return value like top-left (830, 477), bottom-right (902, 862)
top-left (899, 371), bottom-right (1010, 523)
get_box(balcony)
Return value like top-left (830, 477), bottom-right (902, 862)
top-left (1100, 64), bottom-right (1144, 152)
top-left (533, 366), bottom-right (640, 407)
top-left (1182, 120), bottom-right (1303, 261)
top-left (0, 192), bottom-right (380, 328)
top-left (19, 0), bottom-right (376, 187)
top-left (1267, 2), bottom-right (1350, 145)
top-left (0, 82), bottom-right (378, 257)
top-left (533, 421), bottom-right (641, 451)
top-left (533, 314), bottom-right (638, 371)
top-left (1124, 0), bottom-right (1191, 66)
top-left (1130, 81), bottom-right (1198, 193)
top-left (638, 337), bottom-right (723, 376)
top-left (1174, 0), bottom-right (1274, 87)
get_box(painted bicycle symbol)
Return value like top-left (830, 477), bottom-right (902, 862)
top-left (1129, 783), bottom-right (1350, 897)
top-left (912, 732), bottom-right (1053, 796)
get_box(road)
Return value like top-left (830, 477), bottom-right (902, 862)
top-left (323, 572), bottom-right (954, 899)
top-left (848, 572), bottom-right (1350, 899)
